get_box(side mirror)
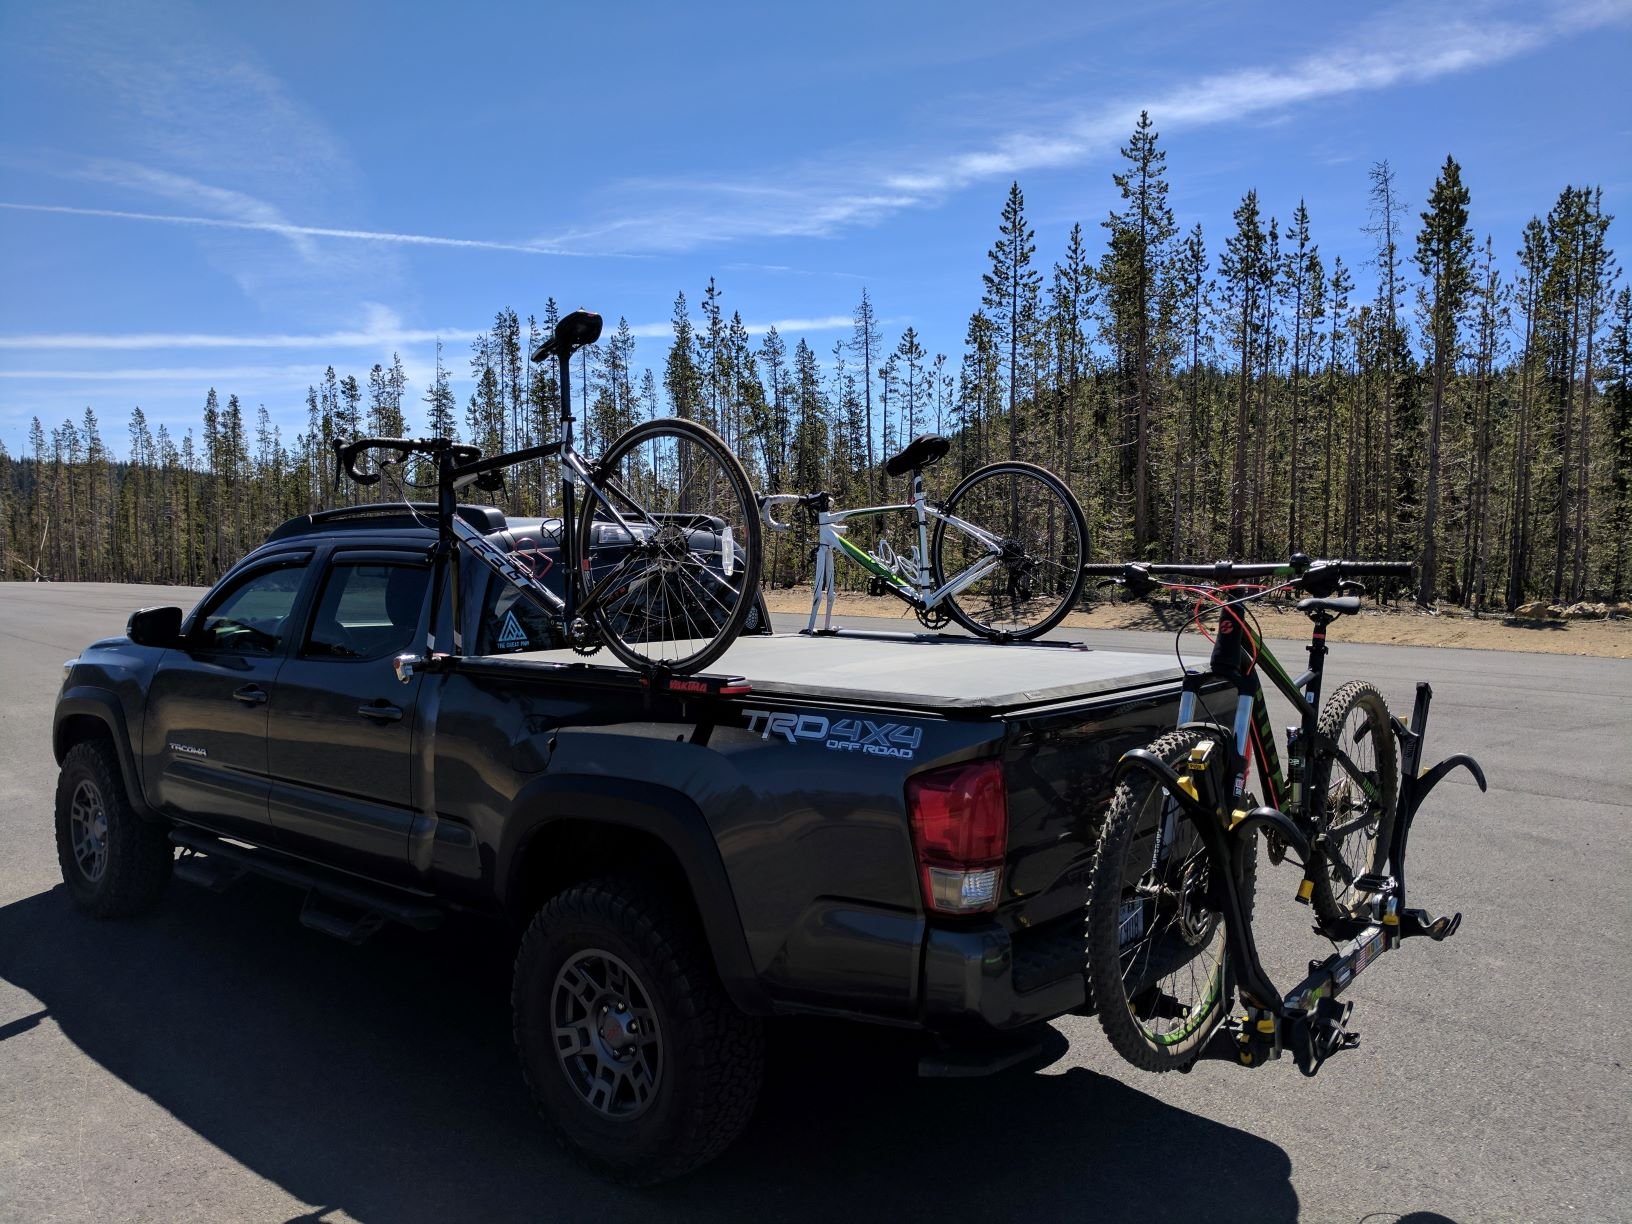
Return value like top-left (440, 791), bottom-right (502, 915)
top-left (127, 606), bottom-right (184, 648)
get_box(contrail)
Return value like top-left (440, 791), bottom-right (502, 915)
top-left (0, 201), bottom-right (600, 257)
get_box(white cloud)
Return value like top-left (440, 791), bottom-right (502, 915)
top-left (0, 364), bottom-right (341, 384)
top-left (0, 313), bottom-right (856, 353)
top-left (0, 201), bottom-right (591, 258)
top-left (543, 0), bottom-right (1630, 253)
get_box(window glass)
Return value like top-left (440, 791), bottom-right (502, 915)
top-left (306, 562), bottom-right (430, 660)
top-left (194, 563), bottom-right (308, 654)
top-left (477, 576), bottom-right (562, 654)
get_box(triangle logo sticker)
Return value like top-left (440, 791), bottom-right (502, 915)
top-left (497, 610), bottom-right (529, 650)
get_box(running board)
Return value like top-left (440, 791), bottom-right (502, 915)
top-left (169, 828), bottom-right (443, 938)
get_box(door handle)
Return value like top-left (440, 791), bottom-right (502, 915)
top-left (357, 702), bottom-right (403, 722)
top-left (232, 685), bottom-right (268, 706)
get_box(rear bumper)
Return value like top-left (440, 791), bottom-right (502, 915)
top-left (921, 913), bottom-right (1086, 1030)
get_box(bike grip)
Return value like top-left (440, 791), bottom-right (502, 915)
top-left (1333, 560), bottom-right (1416, 577)
top-left (1081, 563), bottom-right (1131, 577)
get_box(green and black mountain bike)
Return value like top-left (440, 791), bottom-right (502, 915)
top-left (1079, 555), bottom-right (1486, 1075)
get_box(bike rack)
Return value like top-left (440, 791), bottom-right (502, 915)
top-left (1115, 681), bottom-right (1487, 1076)
top-left (1225, 681), bottom-right (1486, 1075)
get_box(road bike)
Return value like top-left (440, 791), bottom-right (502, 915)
top-left (1078, 555), bottom-right (1485, 1076)
top-left (334, 308), bottom-right (762, 677)
top-left (759, 434), bottom-right (1089, 641)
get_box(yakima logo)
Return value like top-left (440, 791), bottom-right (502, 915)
top-left (745, 709), bottom-right (923, 760)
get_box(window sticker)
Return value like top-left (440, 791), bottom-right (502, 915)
top-left (497, 610), bottom-right (530, 650)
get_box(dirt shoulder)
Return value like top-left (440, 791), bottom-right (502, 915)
top-left (760, 587), bottom-right (1632, 658)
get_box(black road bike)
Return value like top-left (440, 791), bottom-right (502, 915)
top-left (1079, 556), bottom-right (1486, 1075)
top-left (333, 309), bottom-right (762, 678)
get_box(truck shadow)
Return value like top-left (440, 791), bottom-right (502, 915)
top-left (0, 883), bottom-right (1298, 1223)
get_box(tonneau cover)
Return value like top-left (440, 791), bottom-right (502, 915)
top-left (496, 630), bottom-right (1195, 715)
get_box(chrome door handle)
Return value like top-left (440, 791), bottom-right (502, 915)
top-left (357, 702), bottom-right (403, 722)
top-left (232, 685), bottom-right (268, 706)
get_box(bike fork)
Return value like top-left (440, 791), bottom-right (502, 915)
top-left (806, 543), bottom-right (839, 633)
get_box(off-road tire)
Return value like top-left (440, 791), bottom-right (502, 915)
top-left (1086, 727), bottom-right (1256, 1072)
top-left (54, 738), bottom-right (172, 917)
top-left (512, 876), bottom-right (765, 1185)
top-left (1309, 680), bottom-right (1399, 923)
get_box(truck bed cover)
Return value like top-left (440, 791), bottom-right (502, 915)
top-left (493, 630), bottom-right (1195, 714)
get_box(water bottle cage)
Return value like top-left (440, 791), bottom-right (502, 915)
top-left (874, 537), bottom-right (919, 582)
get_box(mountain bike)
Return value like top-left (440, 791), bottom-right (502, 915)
top-left (333, 308), bottom-right (762, 677)
top-left (759, 434), bottom-right (1089, 640)
top-left (1078, 555), bottom-right (1486, 1076)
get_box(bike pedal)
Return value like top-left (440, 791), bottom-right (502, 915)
top-left (1352, 873), bottom-right (1395, 895)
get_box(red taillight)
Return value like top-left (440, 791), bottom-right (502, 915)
top-left (906, 759), bottom-right (1008, 914)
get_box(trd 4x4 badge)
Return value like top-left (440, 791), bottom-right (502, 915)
top-left (745, 709), bottom-right (923, 760)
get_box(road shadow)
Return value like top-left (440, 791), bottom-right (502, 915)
top-left (1500, 617), bottom-right (1569, 631)
top-left (0, 883), bottom-right (1298, 1223)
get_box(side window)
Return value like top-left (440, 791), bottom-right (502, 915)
top-left (304, 561), bottom-right (430, 661)
top-left (477, 574), bottom-right (561, 654)
top-left (194, 562), bottom-right (309, 655)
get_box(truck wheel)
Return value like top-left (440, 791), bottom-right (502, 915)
top-left (512, 877), bottom-right (765, 1185)
top-left (54, 739), bottom-right (172, 917)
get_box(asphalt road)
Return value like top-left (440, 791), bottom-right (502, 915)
top-left (1, 583), bottom-right (1628, 1223)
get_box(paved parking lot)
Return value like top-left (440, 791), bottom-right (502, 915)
top-left (1, 583), bottom-right (1628, 1222)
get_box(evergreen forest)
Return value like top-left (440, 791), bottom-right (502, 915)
top-left (3, 113), bottom-right (1627, 611)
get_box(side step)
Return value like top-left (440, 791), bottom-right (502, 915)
top-left (170, 828), bottom-right (443, 940)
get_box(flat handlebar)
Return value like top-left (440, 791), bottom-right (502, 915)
top-left (1082, 556), bottom-right (1415, 597)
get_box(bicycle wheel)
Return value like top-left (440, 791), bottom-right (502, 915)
top-left (930, 461), bottom-right (1087, 640)
top-left (1086, 726), bottom-right (1256, 1072)
top-left (1308, 680), bottom-right (1398, 923)
top-left (576, 418), bottom-right (762, 674)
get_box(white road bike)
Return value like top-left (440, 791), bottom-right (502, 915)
top-left (759, 434), bottom-right (1089, 641)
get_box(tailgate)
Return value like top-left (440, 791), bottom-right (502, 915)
top-left (998, 678), bottom-right (1196, 943)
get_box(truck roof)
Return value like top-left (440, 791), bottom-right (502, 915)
top-left (496, 630), bottom-right (1195, 715)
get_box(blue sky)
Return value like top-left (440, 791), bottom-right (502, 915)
top-left (2, 0), bottom-right (1628, 457)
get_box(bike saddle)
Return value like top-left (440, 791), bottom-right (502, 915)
top-left (1296, 595), bottom-right (1361, 617)
top-left (530, 309), bottom-right (603, 362)
top-left (884, 434), bottom-right (951, 477)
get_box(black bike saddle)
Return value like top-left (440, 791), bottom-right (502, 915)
top-left (884, 434), bottom-right (951, 477)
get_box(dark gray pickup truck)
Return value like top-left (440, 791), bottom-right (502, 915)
top-left (53, 502), bottom-right (1202, 1183)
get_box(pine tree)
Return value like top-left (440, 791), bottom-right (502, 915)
top-left (849, 289), bottom-right (883, 496)
top-left (984, 182), bottom-right (1041, 474)
top-left (1100, 113), bottom-right (1176, 552)
top-left (1415, 154), bottom-right (1474, 604)
top-left (665, 291), bottom-right (702, 422)
top-left (1221, 190), bottom-right (1266, 555)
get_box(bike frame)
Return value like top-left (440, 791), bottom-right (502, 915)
top-left (803, 467), bottom-right (1004, 633)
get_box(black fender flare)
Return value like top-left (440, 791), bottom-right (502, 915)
top-left (498, 772), bottom-right (769, 1014)
top-left (53, 688), bottom-right (155, 817)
